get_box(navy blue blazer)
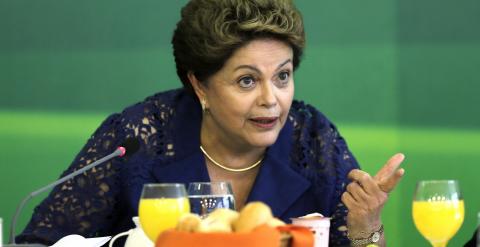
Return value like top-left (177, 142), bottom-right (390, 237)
top-left (18, 89), bottom-right (359, 246)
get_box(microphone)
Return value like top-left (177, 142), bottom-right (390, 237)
top-left (6, 138), bottom-right (140, 247)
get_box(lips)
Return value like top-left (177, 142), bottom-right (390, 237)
top-left (249, 116), bottom-right (279, 129)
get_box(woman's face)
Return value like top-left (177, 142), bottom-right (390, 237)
top-left (195, 39), bottom-right (295, 149)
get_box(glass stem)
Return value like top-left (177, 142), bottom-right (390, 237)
top-left (431, 241), bottom-right (447, 247)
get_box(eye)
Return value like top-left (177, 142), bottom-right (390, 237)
top-left (276, 71), bottom-right (290, 86)
top-left (237, 76), bottom-right (256, 89)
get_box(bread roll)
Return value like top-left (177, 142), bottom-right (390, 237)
top-left (197, 219), bottom-right (232, 233)
top-left (267, 217), bottom-right (286, 227)
top-left (233, 201), bottom-right (273, 233)
top-left (208, 208), bottom-right (239, 225)
top-left (196, 208), bottom-right (238, 233)
top-left (176, 213), bottom-right (202, 232)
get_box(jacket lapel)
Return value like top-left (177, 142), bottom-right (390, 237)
top-left (152, 91), bottom-right (210, 184)
top-left (151, 150), bottom-right (210, 184)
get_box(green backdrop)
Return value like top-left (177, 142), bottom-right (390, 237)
top-left (1, 0), bottom-right (479, 246)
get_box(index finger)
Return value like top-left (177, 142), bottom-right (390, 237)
top-left (374, 153), bottom-right (405, 182)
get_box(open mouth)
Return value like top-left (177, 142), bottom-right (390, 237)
top-left (249, 117), bottom-right (279, 129)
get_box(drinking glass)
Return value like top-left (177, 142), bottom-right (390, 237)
top-left (138, 183), bottom-right (190, 242)
top-left (412, 180), bottom-right (464, 247)
top-left (188, 181), bottom-right (235, 217)
top-left (476, 212), bottom-right (480, 247)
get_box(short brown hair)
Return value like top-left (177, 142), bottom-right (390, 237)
top-left (172, 0), bottom-right (305, 93)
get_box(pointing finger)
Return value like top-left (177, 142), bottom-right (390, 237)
top-left (374, 153), bottom-right (405, 182)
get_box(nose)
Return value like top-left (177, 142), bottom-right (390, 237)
top-left (257, 81), bottom-right (277, 108)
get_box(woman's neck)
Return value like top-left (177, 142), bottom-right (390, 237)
top-left (200, 119), bottom-right (266, 170)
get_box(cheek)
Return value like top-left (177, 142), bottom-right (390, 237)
top-left (216, 97), bottom-right (253, 124)
top-left (280, 89), bottom-right (294, 112)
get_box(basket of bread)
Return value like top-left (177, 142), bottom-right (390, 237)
top-left (155, 202), bottom-right (314, 247)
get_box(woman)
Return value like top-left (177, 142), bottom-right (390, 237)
top-left (17, 0), bottom-right (404, 246)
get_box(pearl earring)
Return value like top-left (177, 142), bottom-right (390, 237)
top-left (201, 98), bottom-right (208, 112)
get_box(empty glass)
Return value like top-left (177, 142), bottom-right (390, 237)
top-left (477, 212), bottom-right (480, 247)
top-left (188, 181), bottom-right (235, 217)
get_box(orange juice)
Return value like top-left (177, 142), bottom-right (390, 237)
top-left (139, 197), bottom-right (190, 242)
top-left (412, 200), bottom-right (464, 246)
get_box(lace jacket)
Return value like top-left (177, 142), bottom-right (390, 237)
top-left (17, 88), bottom-right (359, 246)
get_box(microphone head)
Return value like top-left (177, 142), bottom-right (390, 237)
top-left (118, 138), bottom-right (140, 157)
top-left (118, 147), bottom-right (126, 157)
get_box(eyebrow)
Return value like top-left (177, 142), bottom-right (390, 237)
top-left (233, 59), bottom-right (292, 73)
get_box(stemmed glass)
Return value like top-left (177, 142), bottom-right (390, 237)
top-left (412, 180), bottom-right (464, 247)
top-left (188, 181), bottom-right (235, 218)
top-left (138, 183), bottom-right (190, 242)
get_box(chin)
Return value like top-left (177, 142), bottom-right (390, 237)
top-left (247, 132), bottom-right (280, 148)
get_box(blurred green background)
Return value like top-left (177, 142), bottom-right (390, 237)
top-left (1, 0), bottom-right (479, 246)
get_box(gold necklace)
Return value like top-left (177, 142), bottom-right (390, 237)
top-left (199, 145), bottom-right (263, 172)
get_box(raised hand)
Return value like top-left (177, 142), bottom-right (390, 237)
top-left (341, 153), bottom-right (405, 239)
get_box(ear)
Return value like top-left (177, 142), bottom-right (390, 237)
top-left (187, 71), bottom-right (207, 102)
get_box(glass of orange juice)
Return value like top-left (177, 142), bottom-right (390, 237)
top-left (412, 180), bottom-right (464, 247)
top-left (139, 183), bottom-right (190, 242)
